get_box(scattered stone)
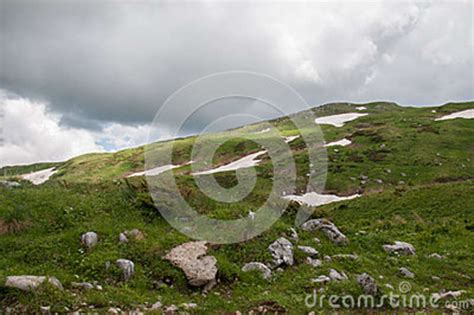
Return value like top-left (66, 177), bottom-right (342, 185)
top-left (329, 269), bottom-right (348, 281)
top-left (181, 303), bottom-right (198, 310)
top-left (385, 284), bottom-right (394, 290)
top-left (428, 253), bottom-right (445, 260)
top-left (150, 301), bottom-right (162, 310)
top-left (311, 275), bottom-right (331, 284)
top-left (432, 290), bottom-right (465, 300)
top-left (383, 241), bottom-right (416, 255)
top-left (248, 210), bottom-right (256, 220)
top-left (5, 276), bottom-right (63, 291)
top-left (164, 304), bottom-right (178, 314)
top-left (123, 229), bottom-right (145, 241)
top-left (289, 228), bottom-right (299, 242)
top-left (107, 307), bottom-right (120, 314)
top-left (401, 172), bottom-right (407, 177)
top-left (301, 219), bottom-right (348, 245)
top-left (116, 259), bottom-right (135, 281)
top-left (297, 246), bottom-right (318, 257)
top-left (40, 306), bottom-right (51, 315)
top-left (242, 262), bottom-right (272, 280)
top-left (71, 282), bottom-right (94, 290)
top-left (0, 180), bottom-right (21, 188)
top-left (268, 237), bottom-right (294, 268)
top-left (118, 233), bottom-right (128, 243)
top-left (399, 267), bottom-right (415, 278)
top-left (323, 255), bottom-right (332, 262)
top-left (332, 254), bottom-right (358, 260)
top-left (375, 179), bottom-right (383, 184)
top-left (165, 241), bottom-right (217, 287)
top-left (313, 237), bottom-right (321, 244)
top-left (357, 273), bottom-right (378, 296)
top-left (96, 284), bottom-right (103, 291)
top-left (306, 257), bottom-right (322, 267)
top-left (81, 232), bottom-right (98, 249)
top-left (385, 169), bottom-right (392, 174)
top-left (432, 276), bottom-right (440, 281)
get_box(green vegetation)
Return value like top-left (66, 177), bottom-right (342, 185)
top-left (0, 102), bottom-right (473, 313)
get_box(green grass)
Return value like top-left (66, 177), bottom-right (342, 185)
top-left (0, 101), bottom-right (473, 313)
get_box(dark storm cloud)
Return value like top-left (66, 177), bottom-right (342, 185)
top-left (1, 1), bottom-right (473, 133)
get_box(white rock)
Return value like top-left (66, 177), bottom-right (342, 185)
top-left (306, 257), bottom-right (322, 267)
top-left (118, 233), bottom-right (128, 243)
top-left (301, 219), bottom-right (348, 245)
top-left (311, 275), bottom-right (331, 284)
top-left (332, 254), bottom-right (358, 260)
top-left (268, 237), bottom-right (294, 268)
top-left (428, 253), bottom-right (445, 260)
top-left (383, 241), bottom-right (416, 255)
top-left (297, 246), bottom-right (318, 257)
top-left (289, 228), bottom-right (298, 242)
top-left (81, 232), bottom-right (99, 249)
top-left (151, 301), bottom-right (162, 310)
top-left (329, 269), bottom-right (348, 281)
top-left (5, 276), bottom-right (63, 291)
top-left (399, 267), bottom-right (415, 278)
top-left (116, 259), bottom-right (135, 281)
top-left (242, 262), bottom-right (272, 280)
top-left (357, 273), bottom-right (378, 296)
top-left (165, 241), bottom-right (217, 286)
top-left (71, 282), bottom-right (94, 290)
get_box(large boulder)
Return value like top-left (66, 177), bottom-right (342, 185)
top-left (300, 219), bottom-right (348, 245)
top-left (242, 262), bottom-right (272, 280)
top-left (383, 241), bottom-right (416, 255)
top-left (165, 241), bottom-right (217, 287)
top-left (5, 276), bottom-right (63, 291)
top-left (81, 232), bottom-right (99, 249)
top-left (116, 259), bottom-right (135, 281)
top-left (268, 238), bottom-right (294, 268)
top-left (357, 273), bottom-right (378, 296)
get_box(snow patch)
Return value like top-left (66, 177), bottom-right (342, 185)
top-left (435, 109), bottom-right (474, 121)
top-left (253, 128), bottom-right (270, 134)
top-left (282, 192), bottom-right (360, 207)
top-left (355, 106), bottom-right (367, 111)
top-left (284, 135), bottom-right (300, 143)
top-left (325, 138), bottom-right (351, 147)
top-left (315, 113), bottom-right (368, 127)
top-left (128, 164), bottom-right (179, 178)
top-left (193, 150), bottom-right (266, 175)
top-left (21, 167), bottom-right (57, 185)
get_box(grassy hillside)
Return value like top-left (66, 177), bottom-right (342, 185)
top-left (0, 102), bottom-right (473, 313)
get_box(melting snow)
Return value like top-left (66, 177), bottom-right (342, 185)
top-left (253, 128), bottom-right (271, 134)
top-left (435, 109), bottom-right (474, 121)
top-left (193, 150), bottom-right (266, 175)
top-left (282, 192), bottom-right (360, 207)
top-left (128, 164), bottom-right (179, 177)
top-left (284, 135), bottom-right (300, 143)
top-left (355, 106), bottom-right (367, 111)
top-left (21, 167), bottom-right (57, 185)
top-left (325, 138), bottom-right (352, 147)
top-left (315, 113), bottom-right (368, 127)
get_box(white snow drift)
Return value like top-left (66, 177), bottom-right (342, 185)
top-left (325, 138), bottom-right (352, 147)
top-left (435, 109), bottom-right (474, 121)
top-left (282, 191), bottom-right (360, 207)
top-left (21, 167), bottom-right (57, 185)
top-left (315, 113), bottom-right (368, 127)
top-left (193, 150), bottom-right (266, 175)
top-left (284, 135), bottom-right (300, 143)
top-left (127, 164), bottom-right (179, 178)
top-left (355, 106), bottom-right (367, 111)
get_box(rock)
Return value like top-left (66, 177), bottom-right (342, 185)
top-left (81, 232), bottom-right (98, 249)
top-left (116, 259), bottom-right (135, 281)
top-left (71, 282), bottom-right (94, 290)
top-left (248, 210), bottom-right (256, 220)
top-left (181, 303), bottom-right (198, 310)
top-left (123, 229), bottom-right (145, 241)
top-left (311, 275), bottom-right (331, 284)
top-left (268, 237), bottom-right (294, 268)
top-left (383, 241), bottom-right (416, 255)
top-left (301, 219), bottom-right (348, 245)
top-left (306, 257), bottom-right (322, 267)
top-left (428, 253), bottom-right (444, 260)
top-left (289, 228), bottom-right (299, 242)
top-left (375, 179), bottom-right (383, 184)
top-left (323, 255), bottom-right (332, 262)
top-left (329, 269), bottom-right (348, 281)
top-left (5, 276), bottom-right (63, 291)
top-left (432, 276), bottom-right (440, 281)
top-left (118, 233), bottom-right (128, 243)
top-left (332, 254), bottom-right (358, 260)
top-left (151, 301), bottom-right (162, 310)
top-left (385, 283), bottom-right (394, 290)
top-left (165, 241), bottom-right (217, 287)
top-left (313, 238), bottom-right (321, 244)
top-left (107, 307), bottom-right (120, 314)
top-left (399, 267), bottom-right (415, 278)
top-left (164, 304), bottom-right (178, 315)
top-left (40, 306), bottom-right (51, 315)
top-left (432, 290), bottom-right (465, 300)
top-left (242, 262), bottom-right (272, 280)
top-left (357, 273), bottom-right (378, 296)
top-left (297, 246), bottom-right (318, 257)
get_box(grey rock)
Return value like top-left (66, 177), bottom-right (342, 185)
top-left (357, 273), bottom-right (378, 296)
top-left (323, 255), bottom-right (332, 262)
top-left (311, 275), bottom-right (331, 284)
top-left (5, 276), bottom-right (63, 291)
top-left (399, 267), bottom-right (415, 278)
top-left (150, 301), bottom-right (162, 310)
top-left (181, 303), bottom-right (198, 310)
top-left (332, 254), bottom-right (358, 260)
top-left (118, 233), bottom-right (128, 243)
top-left (71, 282), bottom-right (94, 290)
top-left (383, 241), bottom-right (416, 255)
top-left (165, 241), bottom-right (217, 287)
top-left (123, 229), bottom-right (145, 241)
top-left (306, 257), bottom-right (322, 267)
top-left (164, 304), bottom-right (178, 314)
top-left (0, 180), bottom-right (21, 188)
top-left (107, 307), bottom-right (120, 314)
top-left (428, 253), bottom-right (444, 260)
top-left (40, 306), bottom-right (51, 315)
top-left (329, 269), bottom-right (348, 281)
top-left (81, 232), bottom-right (98, 249)
top-left (289, 228), bottom-right (299, 242)
top-left (297, 246), bottom-right (318, 257)
top-left (432, 276), bottom-right (440, 281)
top-left (268, 237), bottom-right (294, 268)
top-left (116, 259), bottom-right (135, 281)
top-left (301, 219), bottom-right (348, 245)
top-left (313, 237), bottom-right (321, 244)
top-left (242, 262), bottom-right (272, 280)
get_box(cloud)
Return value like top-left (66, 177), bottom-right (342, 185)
top-left (0, 92), bottom-right (155, 167)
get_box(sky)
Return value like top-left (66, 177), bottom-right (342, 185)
top-left (0, 0), bottom-right (473, 167)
